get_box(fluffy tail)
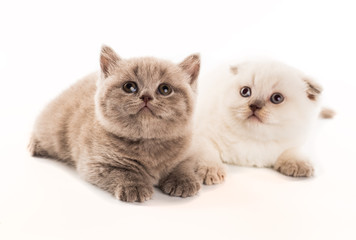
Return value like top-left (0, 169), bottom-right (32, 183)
top-left (319, 107), bottom-right (335, 119)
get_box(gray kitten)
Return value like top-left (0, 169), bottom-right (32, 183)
top-left (29, 46), bottom-right (203, 202)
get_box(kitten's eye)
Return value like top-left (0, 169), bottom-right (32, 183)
top-left (158, 84), bottom-right (173, 96)
top-left (240, 87), bottom-right (251, 97)
top-left (270, 93), bottom-right (284, 104)
top-left (123, 81), bottom-right (138, 94)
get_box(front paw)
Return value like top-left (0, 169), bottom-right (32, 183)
top-left (196, 162), bottom-right (226, 185)
top-left (274, 159), bottom-right (314, 177)
top-left (115, 184), bottom-right (153, 202)
top-left (159, 175), bottom-right (200, 198)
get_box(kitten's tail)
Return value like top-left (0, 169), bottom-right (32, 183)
top-left (319, 107), bottom-right (335, 119)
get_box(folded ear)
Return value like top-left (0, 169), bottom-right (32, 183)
top-left (304, 77), bottom-right (323, 101)
top-left (179, 54), bottom-right (200, 87)
top-left (100, 45), bottom-right (121, 78)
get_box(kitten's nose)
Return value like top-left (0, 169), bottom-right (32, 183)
top-left (140, 95), bottom-right (153, 104)
top-left (249, 101), bottom-right (264, 112)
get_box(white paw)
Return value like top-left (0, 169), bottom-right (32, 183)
top-left (196, 162), bottom-right (226, 185)
top-left (274, 160), bottom-right (314, 177)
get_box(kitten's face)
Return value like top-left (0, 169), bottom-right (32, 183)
top-left (96, 46), bottom-right (200, 139)
top-left (225, 61), bottom-right (322, 135)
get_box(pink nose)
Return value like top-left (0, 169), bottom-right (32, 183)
top-left (140, 95), bottom-right (153, 104)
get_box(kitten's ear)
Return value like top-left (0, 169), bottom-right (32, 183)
top-left (100, 45), bottom-right (121, 78)
top-left (304, 77), bottom-right (323, 101)
top-left (230, 65), bottom-right (238, 75)
top-left (179, 54), bottom-right (200, 87)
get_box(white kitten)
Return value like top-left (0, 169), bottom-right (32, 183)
top-left (194, 60), bottom-right (324, 178)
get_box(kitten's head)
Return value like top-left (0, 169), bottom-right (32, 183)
top-left (224, 61), bottom-right (322, 140)
top-left (95, 45), bottom-right (200, 139)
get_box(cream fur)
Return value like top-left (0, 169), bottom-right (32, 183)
top-left (194, 60), bottom-right (322, 176)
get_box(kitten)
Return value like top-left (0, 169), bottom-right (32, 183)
top-left (195, 60), bottom-right (327, 177)
top-left (29, 46), bottom-right (203, 202)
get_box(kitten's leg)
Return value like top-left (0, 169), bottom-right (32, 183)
top-left (274, 149), bottom-right (314, 177)
top-left (194, 138), bottom-right (226, 185)
top-left (159, 159), bottom-right (201, 198)
top-left (77, 159), bottom-right (154, 202)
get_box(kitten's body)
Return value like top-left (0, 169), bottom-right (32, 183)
top-left (29, 46), bottom-right (207, 202)
top-left (195, 61), bottom-right (322, 177)
top-left (30, 73), bottom-right (187, 181)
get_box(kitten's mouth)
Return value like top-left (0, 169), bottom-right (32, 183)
top-left (138, 105), bottom-right (154, 115)
top-left (248, 113), bottom-right (263, 123)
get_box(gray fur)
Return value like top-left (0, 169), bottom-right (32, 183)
top-left (29, 46), bottom-right (202, 202)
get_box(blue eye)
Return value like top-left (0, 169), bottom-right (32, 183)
top-left (240, 87), bottom-right (251, 97)
top-left (123, 81), bottom-right (138, 93)
top-left (270, 93), bottom-right (284, 104)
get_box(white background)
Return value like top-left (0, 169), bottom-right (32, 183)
top-left (1, 0), bottom-right (356, 239)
